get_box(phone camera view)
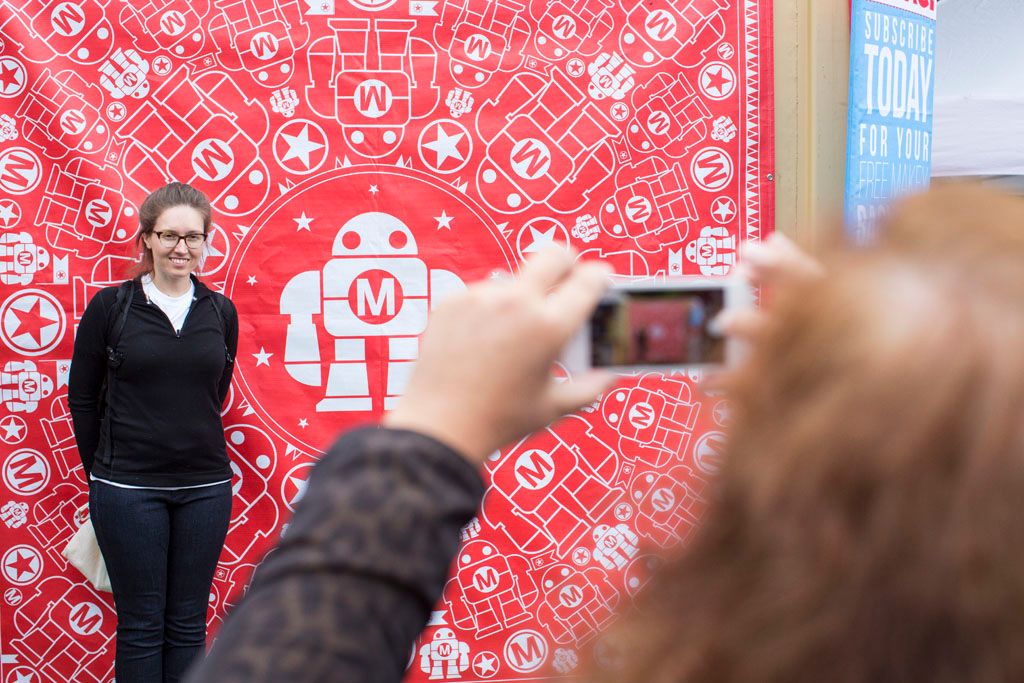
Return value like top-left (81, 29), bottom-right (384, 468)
top-left (590, 289), bottom-right (726, 368)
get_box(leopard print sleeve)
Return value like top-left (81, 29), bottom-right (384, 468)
top-left (187, 426), bottom-right (485, 683)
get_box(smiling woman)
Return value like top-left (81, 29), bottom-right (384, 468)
top-left (68, 181), bottom-right (239, 682)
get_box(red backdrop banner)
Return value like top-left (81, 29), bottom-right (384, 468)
top-left (0, 1), bottom-right (773, 680)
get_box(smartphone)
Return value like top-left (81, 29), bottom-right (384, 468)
top-left (562, 278), bottom-right (753, 373)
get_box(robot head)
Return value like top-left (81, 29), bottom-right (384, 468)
top-left (684, 240), bottom-right (700, 263)
top-left (433, 628), bottom-right (456, 641)
top-left (632, 473), bottom-right (657, 502)
top-left (457, 540), bottom-right (499, 568)
top-left (331, 212), bottom-right (418, 257)
top-left (542, 564), bottom-right (573, 591)
top-left (592, 524), bottom-right (610, 541)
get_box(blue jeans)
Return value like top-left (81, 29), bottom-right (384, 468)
top-left (90, 480), bottom-right (232, 683)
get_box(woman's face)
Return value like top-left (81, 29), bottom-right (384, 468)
top-left (143, 204), bottom-right (205, 281)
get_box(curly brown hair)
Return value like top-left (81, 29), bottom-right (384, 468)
top-left (601, 183), bottom-right (1024, 683)
top-left (128, 181), bottom-right (212, 279)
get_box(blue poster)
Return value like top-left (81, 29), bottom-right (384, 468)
top-left (845, 0), bottom-right (936, 241)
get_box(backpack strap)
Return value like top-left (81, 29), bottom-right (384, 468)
top-left (209, 292), bottom-right (234, 365)
top-left (98, 279), bottom-right (134, 474)
top-left (105, 280), bottom-right (134, 369)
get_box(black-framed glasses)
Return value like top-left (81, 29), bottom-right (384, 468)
top-left (153, 231), bottom-right (207, 248)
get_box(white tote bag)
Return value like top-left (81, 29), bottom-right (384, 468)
top-left (63, 504), bottom-right (112, 593)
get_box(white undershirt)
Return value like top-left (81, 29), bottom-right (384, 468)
top-left (90, 274), bottom-right (231, 491)
top-left (142, 274), bottom-right (194, 333)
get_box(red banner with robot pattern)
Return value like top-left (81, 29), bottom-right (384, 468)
top-left (0, 0), bottom-right (773, 680)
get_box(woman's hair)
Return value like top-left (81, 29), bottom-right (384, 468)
top-left (129, 181), bottom-right (213, 279)
top-left (603, 183), bottom-right (1024, 683)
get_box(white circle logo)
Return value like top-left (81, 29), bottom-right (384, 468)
top-left (353, 79), bottom-right (393, 119)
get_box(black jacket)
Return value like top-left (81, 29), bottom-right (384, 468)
top-left (68, 276), bottom-right (239, 487)
top-left (186, 427), bottom-right (484, 683)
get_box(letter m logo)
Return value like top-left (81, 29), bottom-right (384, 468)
top-left (472, 566), bottom-right (501, 593)
top-left (68, 602), bottom-right (103, 636)
top-left (464, 34), bottom-right (492, 62)
top-left (160, 10), bottom-right (187, 36)
top-left (356, 277), bottom-right (395, 317)
top-left (644, 9), bottom-right (677, 42)
top-left (514, 449), bottom-right (555, 490)
top-left (509, 138), bottom-right (551, 181)
top-left (50, 2), bottom-right (86, 37)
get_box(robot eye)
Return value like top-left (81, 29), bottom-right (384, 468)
top-left (389, 230), bottom-right (408, 249)
top-left (341, 231), bottom-right (361, 250)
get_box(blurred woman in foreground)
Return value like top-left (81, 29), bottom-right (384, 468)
top-left (189, 183), bottom-right (1024, 683)
top-left (606, 183), bottom-right (1024, 682)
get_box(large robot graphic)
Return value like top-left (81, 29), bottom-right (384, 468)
top-left (444, 540), bottom-right (539, 637)
top-left (536, 563), bottom-right (618, 644)
top-left (626, 70), bottom-right (711, 159)
top-left (599, 373), bottom-right (701, 469)
top-left (35, 158), bottom-right (137, 259)
top-left (281, 212), bottom-right (465, 412)
top-left (119, 0), bottom-right (212, 59)
top-left (0, 0), bottom-right (115, 65)
top-left (207, 0), bottom-right (311, 88)
top-left (601, 156), bottom-right (700, 254)
top-left (474, 69), bottom-right (618, 214)
top-left (618, 0), bottom-right (728, 69)
top-left (306, 18), bottom-right (439, 159)
top-left (11, 577), bottom-right (115, 683)
top-left (528, 0), bottom-right (616, 62)
top-left (433, 0), bottom-right (531, 89)
top-left (629, 465), bottom-right (705, 545)
top-left (116, 64), bottom-right (271, 216)
top-left (17, 68), bottom-right (111, 160)
top-left (482, 416), bottom-right (623, 557)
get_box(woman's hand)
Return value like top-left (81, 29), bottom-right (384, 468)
top-left (717, 233), bottom-right (823, 341)
top-left (384, 249), bottom-right (616, 463)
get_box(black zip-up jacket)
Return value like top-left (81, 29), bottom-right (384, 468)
top-left (68, 277), bottom-right (239, 487)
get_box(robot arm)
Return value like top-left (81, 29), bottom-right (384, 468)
top-left (429, 269), bottom-right (467, 309)
top-left (280, 270), bottom-right (322, 386)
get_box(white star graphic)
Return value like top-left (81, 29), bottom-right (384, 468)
top-left (253, 347), bottom-right (273, 366)
top-left (280, 124), bottom-right (325, 168)
top-left (423, 124), bottom-right (465, 167)
top-left (298, 418), bottom-right (308, 428)
top-left (369, 184), bottom-right (379, 195)
top-left (711, 199), bottom-right (736, 222)
top-left (434, 210), bottom-right (453, 230)
top-left (247, 275), bottom-right (258, 285)
top-left (523, 226), bottom-right (561, 253)
top-left (14, 671), bottom-right (34, 683)
top-left (294, 212), bottom-right (313, 231)
top-left (0, 202), bottom-right (17, 223)
top-left (1, 416), bottom-right (25, 442)
top-left (473, 653), bottom-right (498, 676)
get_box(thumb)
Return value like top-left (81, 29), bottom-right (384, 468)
top-left (548, 370), bottom-right (618, 417)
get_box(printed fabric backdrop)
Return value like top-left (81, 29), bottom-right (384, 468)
top-left (0, 1), bottom-right (773, 680)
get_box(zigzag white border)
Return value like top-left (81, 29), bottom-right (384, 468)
top-left (743, 0), bottom-right (762, 243)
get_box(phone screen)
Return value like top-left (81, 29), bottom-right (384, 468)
top-left (589, 287), bottom-right (726, 368)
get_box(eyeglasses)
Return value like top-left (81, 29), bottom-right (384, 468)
top-left (153, 231), bottom-right (207, 248)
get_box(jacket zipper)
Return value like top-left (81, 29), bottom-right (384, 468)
top-left (146, 292), bottom-right (198, 337)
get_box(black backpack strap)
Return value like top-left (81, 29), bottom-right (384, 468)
top-left (209, 292), bottom-right (234, 365)
top-left (105, 280), bottom-right (134, 369)
top-left (98, 279), bottom-right (134, 474)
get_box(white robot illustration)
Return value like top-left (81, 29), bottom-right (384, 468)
top-left (419, 627), bottom-right (470, 680)
top-left (2, 361), bottom-right (54, 413)
top-left (281, 212), bottom-right (465, 412)
top-left (17, 68), bottom-right (110, 160)
top-left (591, 522), bottom-right (639, 570)
top-left (685, 225), bottom-right (737, 275)
top-left (0, 233), bottom-right (50, 285)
